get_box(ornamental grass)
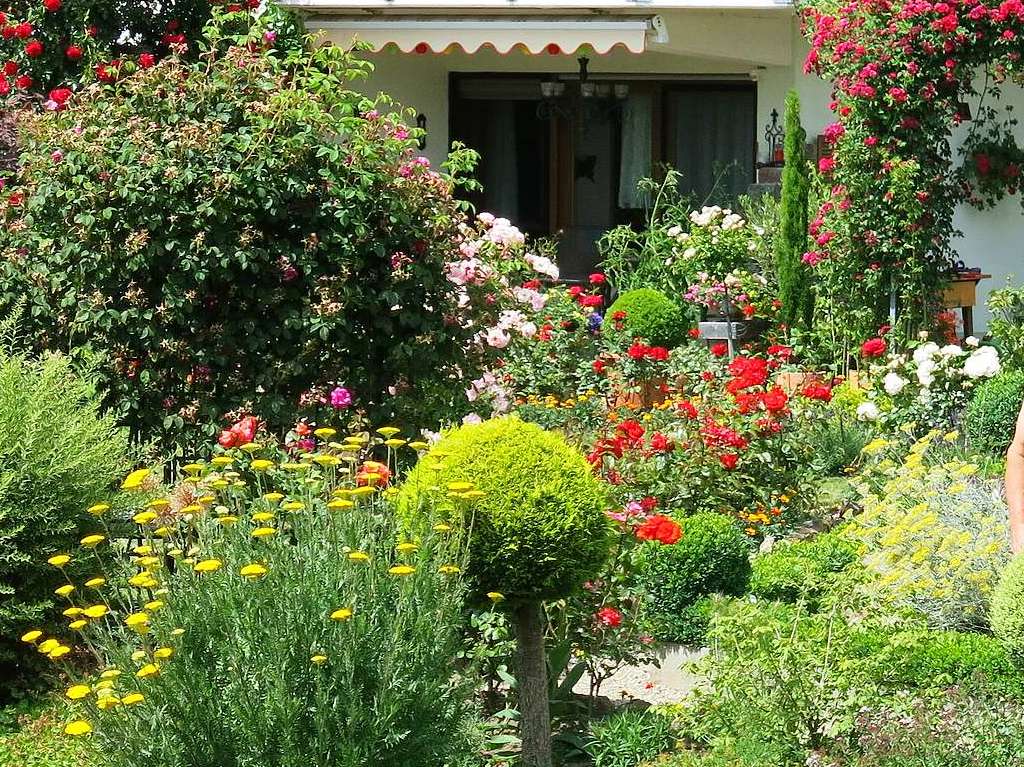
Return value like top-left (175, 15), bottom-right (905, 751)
top-left (20, 423), bottom-right (481, 767)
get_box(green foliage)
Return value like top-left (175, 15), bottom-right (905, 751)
top-left (0, 340), bottom-right (132, 693)
top-left (851, 628), bottom-right (1024, 698)
top-left (2, 23), bottom-right (489, 457)
top-left (794, 413), bottom-right (871, 476)
top-left (988, 280), bottom-right (1024, 371)
top-left (585, 708), bottom-right (676, 767)
top-left (398, 416), bottom-right (612, 601)
top-left (964, 371), bottom-right (1024, 457)
top-left (992, 553), bottom-right (1024, 661)
top-left (749, 530), bottom-right (858, 608)
top-left (0, 699), bottom-right (96, 767)
top-left (640, 513), bottom-right (751, 643)
top-left (606, 289), bottom-right (687, 348)
top-left (774, 91), bottom-right (813, 330)
top-left (48, 435), bottom-right (478, 767)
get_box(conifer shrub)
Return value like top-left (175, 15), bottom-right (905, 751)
top-left (605, 289), bottom-right (686, 348)
top-left (964, 371), bottom-right (1024, 458)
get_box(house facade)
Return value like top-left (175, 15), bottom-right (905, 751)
top-left (282, 0), bottom-right (1022, 330)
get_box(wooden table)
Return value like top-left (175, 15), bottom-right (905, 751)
top-left (942, 272), bottom-right (990, 338)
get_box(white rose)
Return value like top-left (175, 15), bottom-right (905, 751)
top-left (965, 335), bottom-right (980, 348)
top-left (963, 346), bottom-right (1001, 378)
top-left (916, 359), bottom-right (936, 387)
top-left (883, 372), bottom-right (907, 396)
top-left (912, 342), bottom-right (939, 365)
top-left (484, 327), bottom-right (510, 349)
top-left (856, 402), bottom-right (880, 422)
top-left (939, 344), bottom-right (964, 357)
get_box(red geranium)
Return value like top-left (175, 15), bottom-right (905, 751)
top-left (860, 337), bottom-right (888, 358)
top-left (25, 39), bottom-right (43, 57)
top-left (719, 453), bottom-right (739, 470)
top-left (649, 432), bottom-right (673, 453)
top-left (761, 386), bottom-right (789, 414)
top-left (595, 606), bottom-right (623, 628)
top-left (635, 515), bottom-right (683, 545)
top-left (711, 342), bottom-right (728, 358)
top-left (800, 382), bottom-right (833, 402)
top-left (588, 272), bottom-right (606, 285)
top-left (43, 0), bottom-right (62, 11)
top-left (65, 44), bottom-right (83, 60)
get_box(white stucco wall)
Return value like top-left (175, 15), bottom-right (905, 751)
top-left (321, 9), bottom-right (1023, 332)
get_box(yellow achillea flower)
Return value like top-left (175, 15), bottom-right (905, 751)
top-left (396, 542), bottom-right (418, 554)
top-left (330, 608), bottom-right (354, 622)
top-left (131, 650), bottom-right (147, 662)
top-left (389, 565), bottom-right (415, 576)
top-left (134, 545), bottom-right (153, 556)
top-left (328, 499), bottom-right (354, 511)
top-left (83, 605), bottom-right (108, 619)
top-left (54, 584), bottom-right (75, 597)
top-left (239, 563), bottom-right (268, 580)
top-left (47, 554), bottom-right (71, 567)
top-left (121, 468), bottom-right (150, 491)
top-left (282, 501), bottom-right (305, 512)
top-left (63, 607), bottom-right (82, 617)
top-left (439, 565), bottom-right (461, 575)
top-left (97, 696), bottom-right (120, 711)
top-left (136, 556), bottom-right (161, 569)
top-left (347, 551), bottom-right (370, 562)
top-left (314, 455), bottom-right (342, 467)
top-left (64, 720), bottom-right (92, 737)
top-left (487, 592), bottom-right (505, 603)
top-left (384, 439), bottom-right (407, 448)
top-left (350, 486), bottom-right (375, 498)
top-left (447, 482), bottom-right (473, 492)
top-left (252, 512), bottom-right (275, 523)
top-left (314, 427), bottom-right (337, 439)
top-left (100, 669), bottom-right (121, 680)
top-left (408, 441), bottom-right (429, 451)
top-left (69, 620), bottom-right (88, 630)
top-left (216, 516), bottom-right (239, 526)
top-left (38, 639), bottom-right (59, 654)
top-left (121, 693), bottom-right (144, 706)
top-left (211, 456), bottom-right (233, 467)
top-left (263, 492), bottom-right (284, 503)
top-left (20, 630), bottom-right (42, 643)
top-left (129, 573), bottom-right (159, 589)
top-left (377, 427), bottom-right (401, 438)
top-left (136, 663), bottom-right (159, 679)
top-left (434, 523), bottom-right (452, 533)
top-left (66, 685), bottom-right (91, 700)
top-left (49, 645), bottom-right (71, 659)
top-left (144, 600), bottom-right (164, 611)
top-left (133, 511), bottom-right (158, 525)
top-left (148, 498), bottom-right (172, 509)
top-left (124, 612), bottom-right (150, 629)
top-left (251, 527), bottom-right (277, 538)
top-left (80, 534), bottom-right (105, 548)
top-left (311, 654), bottom-right (328, 665)
top-left (87, 503), bottom-right (110, 516)
top-left (153, 647), bottom-right (174, 660)
top-left (250, 459), bottom-right (274, 471)
top-left (193, 559), bottom-right (223, 574)
top-left (181, 463), bottom-right (204, 474)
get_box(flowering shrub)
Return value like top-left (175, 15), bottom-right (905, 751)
top-left (0, 342), bottom-right (133, 691)
top-left (957, 106), bottom-right (1024, 209)
top-left (1, 23), bottom-right (518, 453)
top-left (987, 279), bottom-right (1024, 371)
top-left (855, 337), bottom-right (1002, 433)
top-left (683, 269), bottom-right (778, 322)
top-left (799, 0), bottom-right (1024, 350)
top-left (671, 205), bottom-right (763, 282)
top-left (845, 433), bottom-right (1010, 630)
top-left (19, 420), bottom-right (480, 765)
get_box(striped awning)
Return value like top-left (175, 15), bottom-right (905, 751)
top-left (310, 16), bottom-right (668, 54)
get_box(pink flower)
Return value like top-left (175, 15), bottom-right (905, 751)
top-left (595, 606), bottom-right (623, 629)
top-left (329, 386), bottom-right (352, 409)
top-left (484, 327), bottom-right (510, 349)
top-left (818, 156), bottom-right (836, 174)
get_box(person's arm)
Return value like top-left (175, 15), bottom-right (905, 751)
top-left (1007, 401), bottom-right (1024, 554)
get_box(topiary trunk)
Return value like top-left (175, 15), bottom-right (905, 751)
top-left (513, 599), bottom-right (553, 767)
top-left (775, 90), bottom-right (814, 331)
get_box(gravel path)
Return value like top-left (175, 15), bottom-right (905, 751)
top-left (572, 645), bottom-right (708, 706)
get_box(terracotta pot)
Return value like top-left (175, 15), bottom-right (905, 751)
top-left (613, 377), bottom-right (668, 410)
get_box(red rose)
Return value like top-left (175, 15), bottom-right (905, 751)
top-left (767, 344), bottom-right (793, 360)
top-left (25, 39), bottom-right (44, 57)
top-left (356, 461), bottom-right (391, 487)
top-left (627, 342), bottom-right (649, 360)
top-left (860, 337), bottom-right (887, 358)
top-left (588, 272), bottom-right (606, 285)
top-left (649, 432), bottom-right (672, 453)
top-left (48, 87), bottom-right (72, 105)
top-left (231, 416), bottom-right (259, 445)
top-left (217, 430), bottom-right (236, 448)
top-left (800, 383), bottom-right (833, 402)
top-left (711, 342), bottom-right (728, 358)
top-left (636, 515), bottom-right (683, 545)
top-left (595, 606), bottom-right (622, 628)
top-left (719, 453), bottom-right (739, 470)
top-left (640, 496), bottom-right (658, 512)
top-left (678, 400), bottom-right (698, 419)
top-left (43, 0), bottom-right (62, 10)
top-left (568, 285), bottom-right (583, 298)
top-left (65, 44), bottom-right (83, 60)
top-left (592, 358), bottom-right (607, 375)
top-left (294, 421), bottom-right (311, 437)
top-left (578, 294), bottom-right (603, 308)
top-left (646, 346), bottom-right (669, 362)
top-left (761, 387), bottom-right (789, 414)
top-left (0, 81), bottom-right (9, 96)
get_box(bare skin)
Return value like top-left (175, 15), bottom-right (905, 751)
top-left (1008, 401), bottom-right (1024, 554)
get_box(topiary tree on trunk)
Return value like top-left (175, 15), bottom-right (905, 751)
top-left (398, 416), bottom-right (612, 767)
top-left (774, 89), bottom-right (814, 331)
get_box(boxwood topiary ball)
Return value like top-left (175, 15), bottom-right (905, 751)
top-left (992, 553), bottom-right (1024, 659)
top-left (964, 371), bottom-right (1024, 458)
top-left (398, 416), bottom-right (611, 602)
top-left (605, 288), bottom-right (686, 348)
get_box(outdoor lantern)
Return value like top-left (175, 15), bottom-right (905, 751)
top-left (536, 56), bottom-right (629, 122)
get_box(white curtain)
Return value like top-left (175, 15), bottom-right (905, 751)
top-left (483, 101), bottom-right (520, 221)
top-left (618, 92), bottom-right (653, 209)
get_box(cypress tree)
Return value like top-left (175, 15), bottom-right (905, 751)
top-left (775, 90), bottom-right (814, 330)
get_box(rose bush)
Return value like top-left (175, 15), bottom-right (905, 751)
top-left (0, 21), bottom-right (541, 455)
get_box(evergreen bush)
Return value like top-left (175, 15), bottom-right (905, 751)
top-left (605, 288), bottom-right (686, 348)
top-left (991, 553), bottom-right (1024, 660)
top-left (640, 512), bottom-right (751, 644)
top-left (749, 530), bottom-right (858, 608)
top-left (964, 371), bottom-right (1024, 458)
top-left (0, 340), bottom-right (132, 697)
top-left (774, 90), bottom-right (813, 330)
